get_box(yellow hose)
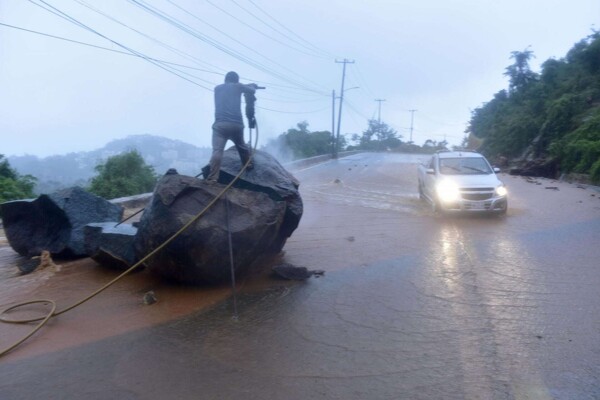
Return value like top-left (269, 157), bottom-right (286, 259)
top-left (0, 127), bottom-right (259, 357)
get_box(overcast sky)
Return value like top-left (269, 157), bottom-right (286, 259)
top-left (1, 0), bottom-right (598, 158)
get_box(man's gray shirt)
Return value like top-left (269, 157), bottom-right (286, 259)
top-left (214, 82), bottom-right (256, 126)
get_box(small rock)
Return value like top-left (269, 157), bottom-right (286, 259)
top-left (17, 250), bottom-right (61, 274)
top-left (346, 236), bottom-right (355, 242)
top-left (272, 263), bottom-right (322, 280)
top-left (143, 290), bottom-right (157, 305)
top-left (17, 258), bottom-right (40, 275)
top-left (545, 186), bottom-right (559, 190)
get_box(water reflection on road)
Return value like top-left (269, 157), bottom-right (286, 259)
top-left (1, 153), bottom-right (599, 400)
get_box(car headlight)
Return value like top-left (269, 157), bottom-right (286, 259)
top-left (495, 185), bottom-right (507, 197)
top-left (436, 180), bottom-right (460, 202)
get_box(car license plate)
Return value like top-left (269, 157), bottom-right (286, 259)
top-left (470, 202), bottom-right (486, 210)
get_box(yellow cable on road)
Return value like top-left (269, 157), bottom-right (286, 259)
top-left (0, 126), bottom-right (259, 357)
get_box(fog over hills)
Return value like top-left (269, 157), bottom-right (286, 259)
top-left (8, 134), bottom-right (212, 194)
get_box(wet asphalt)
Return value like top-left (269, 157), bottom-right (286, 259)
top-left (1, 152), bottom-right (600, 399)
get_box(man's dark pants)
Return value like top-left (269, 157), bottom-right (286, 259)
top-left (207, 121), bottom-right (251, 182)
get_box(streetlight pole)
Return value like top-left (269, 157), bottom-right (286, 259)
top-left (331, 90), bottom-right (336, 157)
top-left (409, 109), bottom-right (417, 143)
top-left (332, 86), bottom-right (359, 157)
top-left (375, 99), bottom-right (386, 124)
top-left (335, 59), bottom-right (355, 158)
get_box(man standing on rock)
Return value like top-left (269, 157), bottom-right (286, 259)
top-left (206, 71), bottom-right (258, 184)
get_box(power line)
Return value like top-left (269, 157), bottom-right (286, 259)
top-left (244, 0), bottom-right (334, 58)
top-left (165, 0), bottom-right (323, 63)
top-left (205, 0), bottom-right (311, 56)
top-left (256, 105), bottom-right (330, 114)
top-left (344, 99), bottom-right (371, 121)
top-left (13, 1), bottom-right (331, 106)
top-left (0, 22), bottom-right (324, 104)
top-left (72, 0), bottom-right (226, 77)
top-left (258, 95), bottom-right (329, 104)
top-left (128, 0), bottom-right (329, 95)
top-left (0, 22), bottom-right (141, 57)
top-left (26, 0), bottom-right (214, 91)
top-left (351, 65), bottom-right (375, 97)
top-left (229, 0), bottom-right (328, 59)
top-left (178, 0), bottom-right (327, 59)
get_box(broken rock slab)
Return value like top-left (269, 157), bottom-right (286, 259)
top-left (84, 222), bottom-right (138, 270)
top-left (1, 187), bottom-right (123, 257)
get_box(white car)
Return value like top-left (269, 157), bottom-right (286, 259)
top-left (417, 151), bottom-right (508, 214)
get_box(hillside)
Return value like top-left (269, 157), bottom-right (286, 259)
top-left (467, 32), bottom-right (600, 183)
top-left (8, 135), bottom-right (211, 194)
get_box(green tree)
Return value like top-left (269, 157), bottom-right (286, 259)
top-left (354, 119), bottom-right (402, 151)
top-left (88, 150), bottom-right (157, 199)
top-left (504, 48), bottom-right (538, 92)
top-left (0, 154), bottom-right (37, 207)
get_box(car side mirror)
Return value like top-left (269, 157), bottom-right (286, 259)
top-left (426, 168), bottom-right (435, 175)
top-left (493, 167), bottom-right (501, 173)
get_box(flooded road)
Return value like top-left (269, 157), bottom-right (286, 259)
top-left (2, 153), bottom-right (600, 399)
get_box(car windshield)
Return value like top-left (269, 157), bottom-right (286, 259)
top-left (439, 157), bottom-right (492, 175)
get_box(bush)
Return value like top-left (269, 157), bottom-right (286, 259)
top-left (88, 150), bottom-right (157, 199)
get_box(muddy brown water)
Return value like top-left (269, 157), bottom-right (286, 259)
top-left (1, 153), bottom-right (600, 399)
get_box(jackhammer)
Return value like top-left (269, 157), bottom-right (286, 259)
top-left (244, 85), bottom-right (265, 145)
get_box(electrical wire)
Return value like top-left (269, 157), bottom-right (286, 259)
top-left (0, 23), bottom-right (327, 107)
top-left (10, 3), bottom-right (337, 127)
top-left (344, 99), bottom-right (372, 121)
top-left (351, 65), bottom-right (376, 98)
top-left (256, 105), bottom-right (330, 114)
top-left (72, 0), bottom-right (227, 77)
top-left (167, 0), bottom-right (326, 59)
top-left (163, 0), bottom-right (331, 91)
top-left (21, 0), bottom-right (332, 102)
top-left (26, 0), bottom-right (214, 91)
top-left (128, 0), bottom-right (329, 95)
top-left (0, 24), bottom-right (329, 114)
top-left (243, 0), bottom-right (334, 59)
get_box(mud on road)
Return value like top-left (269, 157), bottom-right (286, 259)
top-left (1, 152), bottom-right (600, 400)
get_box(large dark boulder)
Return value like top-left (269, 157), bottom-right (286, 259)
top-left (84, 222), bottom-right (138, 270)
top-left (1, 187), bottom-right (123, 257)
top-left (202, 147), bottom-right (302, 250)
top-left (135, 150), bottom-right (302, 284)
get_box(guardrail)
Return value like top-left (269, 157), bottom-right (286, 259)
top-left (109, 151), bottom-right (363, 206)
top-left (284, 151), bottom-right (361, 171)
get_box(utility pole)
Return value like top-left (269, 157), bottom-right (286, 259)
top-left (375, 99), bottom-right (386, 124)
top-left (331, 90), bottom-right (336, 157)
top-left (335, 58), bottom-right (354, 158)
top-left (409, 109), bottom-right (417, 143)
